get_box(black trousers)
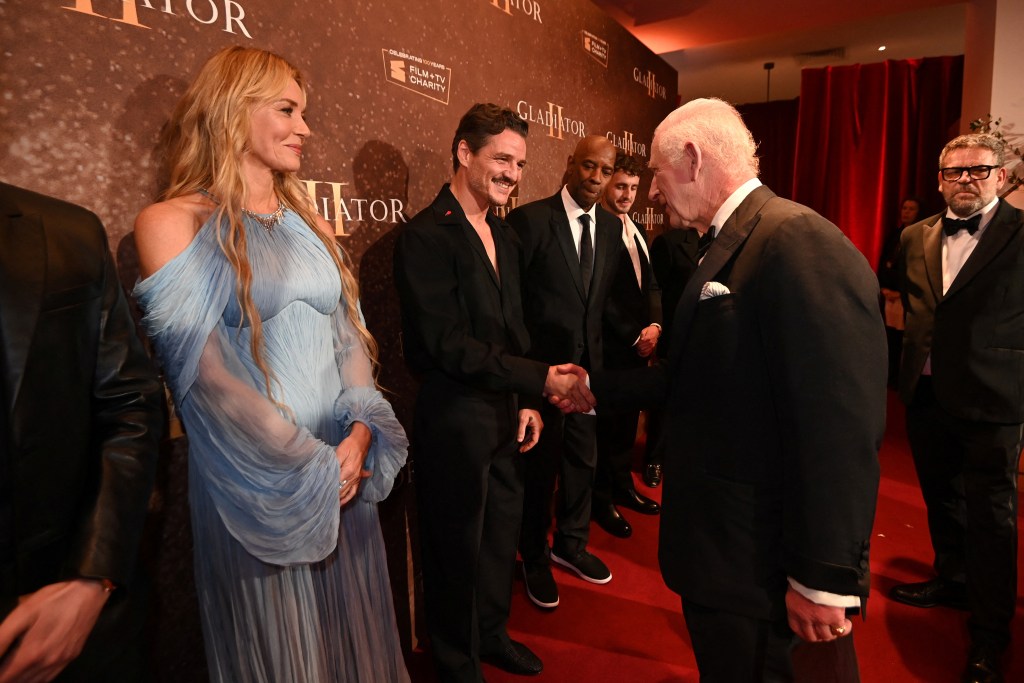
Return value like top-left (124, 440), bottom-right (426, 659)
top-left (414, 379), bottom-right (525, 683)
top-left (520, 407), bottom-right (597, 564)
top-left (594, 409), bottom-right (640, 504)
top-left (682, 599), bottom-right (860, 683)
top-left (905, 376), bottom-right (1023, 651)
top-left (644, 405), bottom-right (665, 467)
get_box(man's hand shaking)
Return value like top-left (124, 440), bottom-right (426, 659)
top-left (543, 363), bottom-right (595, 414)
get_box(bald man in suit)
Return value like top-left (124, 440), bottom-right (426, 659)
top-left (509, 135), bottom-right (625, 609)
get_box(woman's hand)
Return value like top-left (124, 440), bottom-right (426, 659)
top-left (335, 421), bottom-right (372, 505)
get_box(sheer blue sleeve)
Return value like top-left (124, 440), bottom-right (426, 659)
top-left (134, 228), bottom-right (343, 566)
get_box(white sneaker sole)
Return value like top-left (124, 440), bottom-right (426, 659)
top-left (522, 566), bottom-right (559, 608)
top-left (550, 553), bottom-right (612, 585)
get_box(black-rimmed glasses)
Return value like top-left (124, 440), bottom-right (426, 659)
top-left (940, 165), bottom-right (999, 182)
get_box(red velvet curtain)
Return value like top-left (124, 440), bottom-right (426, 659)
top-left (791, 56), bottom-right (963, 267)
top-left (737, 98), bottom-right (800, 200)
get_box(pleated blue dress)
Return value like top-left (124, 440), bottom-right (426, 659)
top-left (135, 209), bottom-right (410, 682)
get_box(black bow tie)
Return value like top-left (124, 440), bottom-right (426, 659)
top-left (941, 214), bottom-right (982, 237)
top-left (697, 227), bottom-right (716, 260)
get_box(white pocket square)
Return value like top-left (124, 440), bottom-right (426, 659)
top-left (699, 281), bottom-right (731, 300)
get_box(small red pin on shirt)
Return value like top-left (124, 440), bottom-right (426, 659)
top-left (445, 210), bottom-right (452, 216)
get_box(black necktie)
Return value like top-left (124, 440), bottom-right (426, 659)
top-left (941, 214), bottom-right (981, 237)
top-left (579, 214), bottom-right (593, 296)
top-left (697, 226), bottom-right (716, 260)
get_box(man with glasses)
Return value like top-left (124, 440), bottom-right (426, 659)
top-left (892, 133), bottom-right (1024, 683)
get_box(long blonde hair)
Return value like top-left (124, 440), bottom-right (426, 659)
top-left (161, 46), bottom-right (378, 405)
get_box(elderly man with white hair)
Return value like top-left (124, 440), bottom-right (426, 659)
top-left (585, 98), bottom-right (888, 681)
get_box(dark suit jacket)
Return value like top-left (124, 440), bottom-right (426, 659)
top-left (507, 191), bottom-right (624, 371)
top-left (602, 219), bottom-right (661, 370)
top-left (394, 185), bottom-right (548, 408)
top-left (0, 183), bottom-right (162, 654)
top-left (594, 185), bottom-right (886, 620)
top-left (899, 200), bottom-right (1024, 423)
top-left (649, 227), bottom-right (699, 353)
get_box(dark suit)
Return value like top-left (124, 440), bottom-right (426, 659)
top-left (0, 182), bottom-right (163, 681)
top-left (645, 228), bottom-right (700, 470)
top-left (594, 185), bottom-right (886, 678)
top-left (649, 227), bottom-right (699, 354)
top-left (507, 191), bottom-right (624, 562)
top-left (899, 200), bottom-right (1024, 652)
top-left (595, 219), bottom-right (660, 501)
top-left (394, 186), bottom-right (547, 683)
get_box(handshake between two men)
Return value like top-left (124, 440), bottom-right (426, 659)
top-left (543, 364), bottom-right (595, 414)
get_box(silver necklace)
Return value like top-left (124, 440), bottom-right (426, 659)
top-left (242, 200), bottom-right (285, 232)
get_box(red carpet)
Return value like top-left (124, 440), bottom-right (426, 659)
top-left (409, 391), bottom-right (1024, 681)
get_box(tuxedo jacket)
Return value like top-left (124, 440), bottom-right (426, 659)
top-left (593, 186), bottom-right (886, 620)
top-left (602, 219), bottom-right (661, 370)
top-left (649, 227), bottom-right (700, 353)
top-left (507, 192), bottom-right (624, 371)
top-left (0, 183), bottom-right (162, 611)
top-left (899, 200), bottom-right (1024, 423)
top-left (394, 185), bottom-right (547, 423)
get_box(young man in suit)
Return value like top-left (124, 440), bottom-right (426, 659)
top-left (394, 104), bottom-right (593, 683)
top-left (591, 153), bottom-right (661, 538)
top-left (0, 181), bottom-right (163, 682)
top-left (508, 135), bottom-right (624, 609)
top-left (891, 133), bottom-right (1024, 683)
top-left (577, 98), bottom-right (886, 680)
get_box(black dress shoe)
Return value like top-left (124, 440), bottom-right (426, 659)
top-left (962, 644), bottom-right (1004, 683)
top-left (593, 503), bottom-right (632, 538)
top-left (890, 577), bottom-right (968, 610)
top-left (614, 486), bottom-right (660, 515)
top-left (643, 462), bottom-right (663, 488)
top-left (482, 640), bottom-right (543, 676)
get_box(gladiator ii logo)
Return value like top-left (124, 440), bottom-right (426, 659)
top-left (634, 68), bottom-right (667, 100)
top-left (516, 101), bottom-right (586, 140)
top-left (302, 179), bottom-right (406, 237)
top-left (62, 0), bottom-right (252, 37)
top-left (488, 0), bottom-right (542, 23)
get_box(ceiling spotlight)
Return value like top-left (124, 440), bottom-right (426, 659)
top-left (878, 45), bottom-right (887, 51)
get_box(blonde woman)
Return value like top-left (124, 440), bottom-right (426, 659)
top-left (133, 47), bottom-right (409, 682)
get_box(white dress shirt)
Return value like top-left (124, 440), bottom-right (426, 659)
top-left (560, 185), bottom-right (597, 258)
top-left (620, 214), bottom-right (649, 288)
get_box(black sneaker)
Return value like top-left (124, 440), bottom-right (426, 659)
top-left (550, 549), bottom-right (612, 584)
top-left (522, 562), bottom-right (559, 608)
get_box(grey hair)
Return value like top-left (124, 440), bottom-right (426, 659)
top-left (939, 133), bottom-right (1006, 168)
top-left (653, 98), bottom-right (759, 181)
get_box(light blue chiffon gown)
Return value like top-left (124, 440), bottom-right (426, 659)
top-left (135, 209), bottom-right (410, 682)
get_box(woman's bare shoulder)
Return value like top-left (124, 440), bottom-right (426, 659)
top-left (135, 193), bottom-right (216, 278)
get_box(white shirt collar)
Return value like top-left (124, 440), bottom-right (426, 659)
top-left (621, 213), bottom-right (649, 258)
top-left (709, 177), bottom-right (762, 238)
top-left (560, 185), bottom-right (596, 224)
top-left (943, 196), bottom-right (1000, 231)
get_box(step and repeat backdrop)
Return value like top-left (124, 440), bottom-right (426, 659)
top-left (1, 0), bottom-right (676, 676)
top-left (1, 0), bottom-right (677, 260)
